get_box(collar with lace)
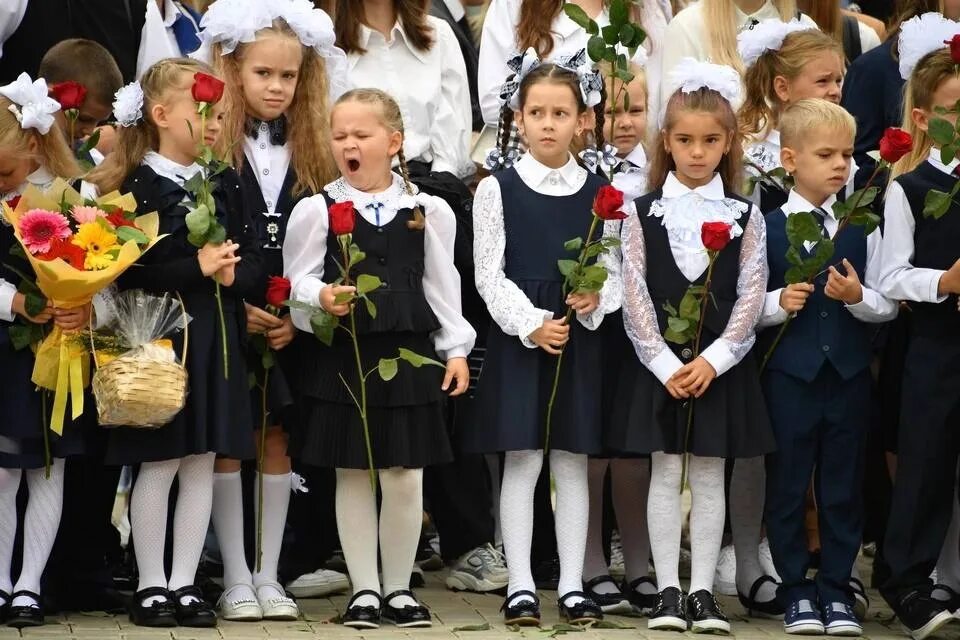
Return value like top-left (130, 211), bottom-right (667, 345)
top-left (26, 165), bottom-right (55, 188)
top-left (143, 151), bottom-right (203, 187)
top-left (652, 172), bottom-right (747, 243)
top-left (783, 189), bottom-right (837, 218)
top-left (323, 173), bottom-right (419, 211)
top-left (928, 147), bottom-right (960, 176)
top-left (515, 152), bottom-right (584, 190)
top-left (661, 172), bottom-right (727, 200)
top-left (357, 20), bottom-right (430, 64)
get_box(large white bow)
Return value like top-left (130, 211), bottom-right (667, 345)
top-left (0, 73), bottom-right (61, 135)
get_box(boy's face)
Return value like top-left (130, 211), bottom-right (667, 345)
top-left (781, 125), bottom-right (852, 204)
top-left (603, 79), bottom-right (647, 156)
top-left (54, 98), bottom-right (112, 142)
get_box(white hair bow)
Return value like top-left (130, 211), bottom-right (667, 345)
top-left (737, 19), bottom-right (815, 69)
top-left (0, 73), bottom-right (61, 135)
top-left (898, 12), bottom-right (960, 79)
top-left (113, 81), bottom-right (144, 128)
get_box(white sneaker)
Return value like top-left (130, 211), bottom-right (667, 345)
top-left (286, 568), bottom-right (350, 598)
top-left (715, 545), bottom-right (737, 596)
top-left (609, 532), bottom-right (625, 576)
top-left (445, 544), bottom-right (509, 593)
top-left (256, 582), bottom-right (300, 621)
top-left (759, 538), bottom-right (781, 582)
top-left (218, 584), bottom-right (263, 621)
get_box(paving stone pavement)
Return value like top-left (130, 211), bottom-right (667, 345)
top-left (5, 569), bottom-right (960, 640)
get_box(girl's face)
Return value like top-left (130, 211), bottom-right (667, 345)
top-left (913, 75), bottom-right (960, 136)
top-left (0, 140), bottom-right (38, 195)
top-left (515, 81), bottom-right (588, 168)
top-left (663, 110), bottom-right (732, 188)
top-left (945, 0), bottom-right (960, 21)
top-left (604, 79), bottom-right (647, 156)
top-left (152, 74), bottom-right (225, 166)
top-left (330, 101), bottom-right (402, 193)
top-left (775, 51), bottom-right (844, 106)
top-left (239, 34), bottom-right (303, 122)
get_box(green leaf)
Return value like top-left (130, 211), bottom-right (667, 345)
top-left (847, 211), bottom-right (882, 235)
top-left (811, 237), bottom-right (836, 270)
top-left (928, 117), bottom-right (956, 146)
top-left (622, 89), bottom-right (631, 110)
top-left (261, 348), bottom-right (275, 371)
top-left (207, 223), bottom-right (227, 245)
top-left (364, 295), bottom-right (377, 319)
top-left (562, 2), bottom-right (592, 28)
top-left (848, 186), bottom-right (879, 210)
top-left (356, 273), bottom-right (382, 295)
top-left (785, 211), bottom-right (824, 246)
top-left (452, 623), bottom-right (492, 632)
top-left (601, 23), bottom-right (619, 45)
top-left (587, 35), bottom-right (606, 63)
top-left (628, 27), bottom-right (647, 49)
top-left (602, 47), bottom-right (618, 63)
top-left (600, 236), bottom-right (621, 249)
top-left (618, 24), bottom-right (635, 46)
top-left (678, 290), bottom-right (700, 322)
top-left (309, 312), bottom-right (339, 347)
top-left (348, 243), bottom-right (365, 266)
top-left (377, 358), bottom-right (398, 381)
top-left (184, 204), bottom-right (211, 236)
top-left (182, 172), bottom-right (205, 196)
top-left (563, 237), bottom-right (584, 252)
top-left (831, 198), bottom-right (851, 220)
top-left (609, 0), bottom-right (630, 25)
top-left (78, 128), bottom-right (101, 153)
top-left (785, 265), bottom-right (806, 284)
top-left (187, 232), bottom-right (207, 248)
top-left (557, 259), bottom-right (579, 277)
top-left (586, 20), bottom-right (598, 35)
top-left (785, 245), bottom-right (803, 267)
top-left (116, 225), bottom-right (148, 245)
top-left (24, 291), bottom-right (46, 317)
top-left (584, 243), bottom-right (605, 258)
top-left (667, 316), bottom-right (690, 334)
top-left (924, 189), bottom-right (953, 219)
top-left (397, 347), bottom-right (444, 368)
top-left (663, 301), bottom-right (678, 317)
top-left (943, 143), bottom-right (958, 165)
top-left (333, 291), bottom-right (355, 304)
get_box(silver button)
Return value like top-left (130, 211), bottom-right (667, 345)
top-left (820, 311), bottom-right (828, 318)
top-left (266, 200), bottom-right (273, 208)
top-left (821, 345), bottom-right (830, 352)
top-left (681, 347), bottom-right (693, 359)
top-left (263, 169), bottom-right (269, 176)
top-left (260, 124), bottom-right (268, 131)
top-left (260, 143), bottom-right (266, 150)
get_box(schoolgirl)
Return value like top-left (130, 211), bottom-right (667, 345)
top-left (86, 58), bottom-right (263, 628)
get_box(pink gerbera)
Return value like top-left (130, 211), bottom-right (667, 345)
top-left (20, 209), bottom-right (71, 255)
top-left (71, 204), bottom-right (107, 224)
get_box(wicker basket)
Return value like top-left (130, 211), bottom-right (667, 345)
top-left (91, 303), bottom-right (189, 429)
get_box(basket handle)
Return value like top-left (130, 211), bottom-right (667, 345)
top-left (89, 292), bottom-right (190, 369)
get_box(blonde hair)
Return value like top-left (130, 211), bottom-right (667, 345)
top-left (87, 58), bottom-right (213, 194)
top-left (333, 88), bottom-right (425, 230)
top-left (891, 49), bottom-right (958, 179)
top-left (212, 20), bottom-right (337, 196)
top-left (779, 97), bottom-right (855, 148)
top-left (703, 0), bottom-right (801, 72)
top-left (0, 97), bottom-right (81, 183)
top-left (738, 29), bottom-right (843, 139)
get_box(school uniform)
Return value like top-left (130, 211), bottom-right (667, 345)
top-left (758, 189), bottom-right (896, 606)
top-left (284, 174), bottom-right (475, 470)
top-left (877, 150), bottom-right (960, 605)
top-left (135, 0), bottom-right (202, 79)
top-left (105, 152), bottom-right (262, 465)
top-left (607, 173), bottom-right (774, 458)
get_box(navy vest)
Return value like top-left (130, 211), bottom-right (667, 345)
top-left (761, 206), bottom-right (871, 382)
top-left (896, 162), bottom-right (960, 337)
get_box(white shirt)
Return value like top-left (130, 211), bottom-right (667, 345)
top-left (136, 0), bottom-right (203, 80)
top-left (243, 128), bottom-right (291, 250)
top-left (143, 151), bottom-right (203, 187)
top-left (611, 145), bottom-right (649, 202)
top-left (283, 174), bottom-right (476, 360)
top-left (472, 152), bottom-right (622, 348)
top-left (621, 172), bottom-right (768, 384)
top-left (0, 0), bottom-right (26, 59)
top-left (442, 0), bottom-right (466, 22)
top-left (347, 17), bottom-right (474, 179)
top-left (878, 149), bottom-right (959, 304)
top-left (758, 189), bottom-right (897, 328)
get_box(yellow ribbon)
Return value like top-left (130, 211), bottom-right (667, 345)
top-left (34, 327), bottom-right (90, 435)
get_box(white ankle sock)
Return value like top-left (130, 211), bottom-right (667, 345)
top-left (212, 470), bottom-right (253, 590)
top-left (336, 468), bottom-right (380, 608)
top-left (169, 453), bottom-right (215, 601)
top-left (553, 450), bottom-right (589, 605)
top-left (0, 467), bottom-right (21, 602)
top-left (500, 450), bottom-right (543, 605)
top-left (12, 459), bottom-right (65, 606)
top-left (380, 468), bottom-right (423, 609)
top-left (131, 458), bottom-right (179, 604)
top-left (583, 458), bottom-right (615, 591)
top-left (611, 457), bottom-right (653, 586)
top-left (253, 472), bottom-right (292, 600)
top-left (730, 456), bottom-right (775, 601)
top-left (688, 456), bottom-right (725, 594)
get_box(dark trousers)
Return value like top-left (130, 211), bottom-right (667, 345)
top-left (881, 335), bottom-right (960, 605)
top-left (764, 364), bottom-right (869, 605)
top-left (279, 463), bottom-right (338, 582)
top-left (424, 452), bottom-right (494, 563)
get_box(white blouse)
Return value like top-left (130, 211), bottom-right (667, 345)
top-left (283, 173), bottom-right (476, 361)
top-left (621, 172), bottom-right (767, 384)
top-left (347, 17), bottom-right (474, 179)
top-left (243, 129), bottom-right (291, 250)
top-left (472, 152), bottom-right (622, 348)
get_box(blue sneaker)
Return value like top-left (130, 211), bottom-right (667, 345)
top-left (784, 599), bottom-right (825, 635)
top-left (823, 602), bottom-right (863, 636)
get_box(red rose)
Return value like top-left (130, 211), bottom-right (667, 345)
top-left (946, 34), bottom-right (960, 64)
top-left (265, 276), bottom-right (292, 308)
top-left (191, 72), bottom-right (225, 105)
top-left (701, 221), bottom-right (733, 252)
top-left (49, 81), bottom-right (87, 111)
top-left (106, 210), bottom-right (137, 229)
top-left (329, 201), bottom-right (356, 236)
top-left (878, 127), bottom-right (914, 164)
top-left (592, 185), bottom-right (627, 220)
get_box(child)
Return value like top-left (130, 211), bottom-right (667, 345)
top-left (283, 88), bottom-right (474, 629)
top-left (738, 21), bottom-right (846, 212)
top-left (465, 56), bottom-right (618, 627)
top-left (877, 14), bottom-right (960, 639)
top-left (200, 0), bottom-right (344, 621)
top-left (607, 58), bottom-right (774, 634)
top-left (0, 72), bottom-right (87, 629)
top-left (583, 64), bottom-right (657, 616)
top-left (86, 57), bottom-right (263, 628)
top-left (758, 98), bottom-right (896, 636)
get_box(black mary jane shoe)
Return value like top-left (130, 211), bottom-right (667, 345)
top-left (129, 587), bottom-right (177, 628)
top-left (7, 590), bottom-right (44, 629)
top-left (342, 590), bottom-right (382, 629)
top-left (171, 585), bottom-right (217, 627)
top-left (502, 590), bottom-right (541, 626)
top-left (381, 590), bottom-right (432, 628)
top-left (624, 577), bottom-right (659, 616)
top-left (583, 575), bottom-right (632, 614)
top-left (0, 589), bottom-right (9, 624)
top-left (558, 591), bottom-right (603, 625)
top-left (737, 575), bottom-right (784, 619)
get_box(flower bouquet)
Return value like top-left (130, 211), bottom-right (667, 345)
top-left (1, 179), bottom-right (162, 434)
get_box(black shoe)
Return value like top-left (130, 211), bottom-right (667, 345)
top-left (533, 557), bottom-right (560, 590)
top-left (170, 585), bottom-right (217, 628)
top-left (687, 589), bottom-right (730, 634)
top-left (381, 590), bottom-right (431, 628)
top-left (7, 590), bottom-right (44, 629)
top-left (501, 590), bottom-right (541, 626)
top-left (0, 590), bottom-right (9, 624)
top-left (624, 577), bottom-right (658, 616)
top-left (55, 586), bottom-right (127, 614)
top-left (128, 587), bottom-right (177, 628)
top-left (932, 584), bottom-right (960, 613)
top-left (737, 575), bottom-right (784, 619)
top-left (583, 575), bottom-right (631, 614)
top-left (342, 590), bottom-right (382, 629)
top-left (894, 589), bottom-right (954, 640)
top-left (558, 591), bottom-right (603, 625)
top-left (648, 587), bottom-right (687, 632)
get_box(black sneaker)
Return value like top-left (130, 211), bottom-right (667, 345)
top-left (648, 586), bottom-right (687, 632)
top-left (894, 590), bottom-right (954, 640)
top-left (687, 589), bottom-right (731, 634)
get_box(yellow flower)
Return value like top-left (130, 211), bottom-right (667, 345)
top-left (72, 222), bottom-right (118, 270)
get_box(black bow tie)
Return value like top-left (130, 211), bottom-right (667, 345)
top-left (247, 116), bottom-right (286, 145)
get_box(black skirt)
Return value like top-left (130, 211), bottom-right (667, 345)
top-left (247, 336), bottom-right (298, 432)
top-left (607, 347), bottom-right (775, 458)
top-left (595, 311), bottom-right (645, 459)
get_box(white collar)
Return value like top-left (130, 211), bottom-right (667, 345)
top-left (624, 144), bottom-right (647, 169)
top-left (783, 189), bottom-right (837, 218)
top-left (357, 20), bottom-right (430, 64)
top-left (765, 129), bottom-right (781, 149)
top-left (556, 4), bottom-right (609, 38)
top-left (515, 152), bottom-right (584, 189)
top-left (928, 147), bottom-right (960, 176)
top-left (324, 172), bottom-right (419, 210)
top-left (143, 151), bottom-right (203, 187)
top-left (442, 0), bottom-right (465, 22)
top-left (26, 165), bottom-right (55, 187)
top-left (661, 172), bottom-right (727, 200)
top-left (162, 0), bottom-right (178, 28)
top-left (736, 0), bottom-right (782, 28)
